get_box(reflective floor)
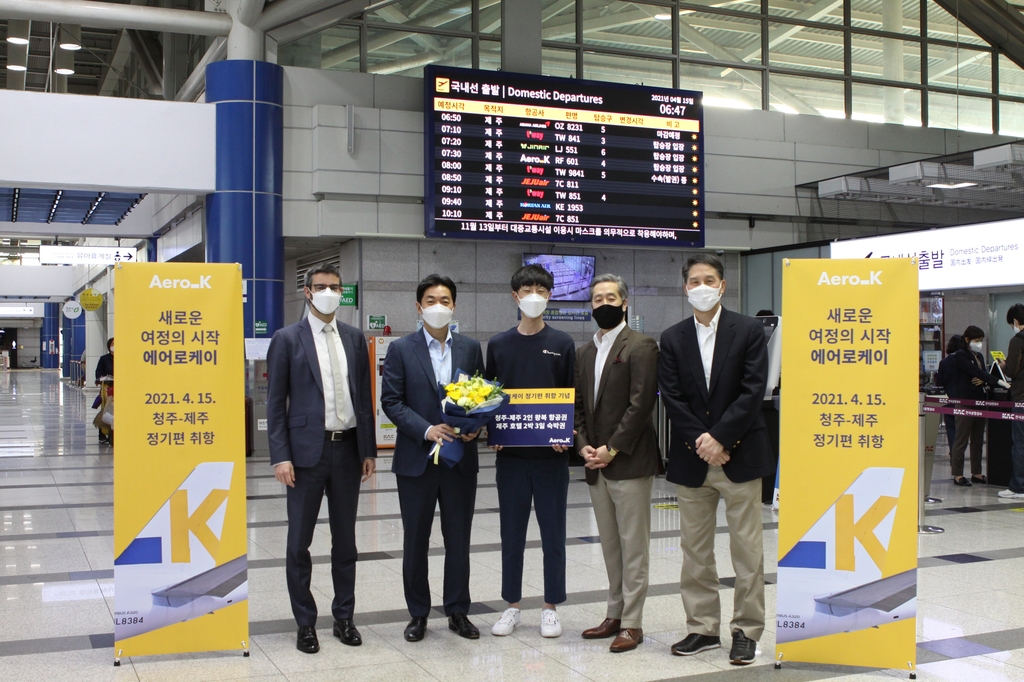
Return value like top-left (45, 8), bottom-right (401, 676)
top-left (1, 369), bottom-right (1023, 681)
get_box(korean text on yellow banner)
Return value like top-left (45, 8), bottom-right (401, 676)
top-left (113, 263), bottom-right (248, 660)
top-left (776, 258), bottom-right (918, 671)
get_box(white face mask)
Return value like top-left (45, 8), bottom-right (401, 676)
top-left (970, 340), bottom-right (984, 352)
top-left (687, 284), bottom-right (723, 312)
top-left (309, 289), bottom-right (342, 316)
top-left (421, 303), bottom-right (454, 330)
top-left (109, 347), bottom-right (113, 354)
top-left (518, 293), bottom-right (548, 319)
top-left (1015, 324), bottom-right (1022, 334)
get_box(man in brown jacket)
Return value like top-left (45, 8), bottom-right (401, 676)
top-left (574, 274), bottom-right (661, 653)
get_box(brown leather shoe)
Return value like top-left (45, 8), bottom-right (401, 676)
top-left (581, 618), bottom-right (621, 639)
top-left (609, 628), bottom-right (643, 653)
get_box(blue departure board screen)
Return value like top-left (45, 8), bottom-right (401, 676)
top-left (424, 66), bottom-right (704, 248)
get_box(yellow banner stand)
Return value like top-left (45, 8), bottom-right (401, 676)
top-left (113, 263), bottom-right (248, 664)
top-left (776, 258), bottom-right (918, 674)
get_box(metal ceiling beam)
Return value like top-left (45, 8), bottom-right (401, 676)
top-left (932, 0), bottom-right (1024, 70)
top-left (257, 0), bottom-right (369, 32)
top-left (175, 36), bottom-right (227, 101)
top-left (0, 0), bottom-right (232, 36)
top-left (125, 29), bottom-right (163, 95)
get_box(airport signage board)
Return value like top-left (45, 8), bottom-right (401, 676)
top-left (40, 245), bottom-right (138, 265)
top-left (112, 262), bottom-right (247, 661)
top-left (830, 218), bottom-right (1024, 290)
top-left (776, 258), bottom-right (918, 670)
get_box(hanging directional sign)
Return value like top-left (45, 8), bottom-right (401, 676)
top-left (40, 245), bottom-right (138, 265)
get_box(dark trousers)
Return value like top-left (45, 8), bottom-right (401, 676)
top-left (1011, 408), bottom-right (1024, 493)
top-left (495, 455), bottom-right (569, 605)
top-left (951, 414), bottom-right (985, 477)
top-left (396, 462), bottom-right (477, 617)
top-left (943, 414), bottom-right (957, 451)
top-left (286, 436), bottom-right (362, 626)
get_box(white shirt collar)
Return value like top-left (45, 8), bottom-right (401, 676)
top-left (694, 305), bottom-right (722, 332)
top-left (315, 316), bottom-right (338, 334)
top-left (594, 319), bottom-right (627, 347)
top-left (423, 325), bottom-right (453, 349)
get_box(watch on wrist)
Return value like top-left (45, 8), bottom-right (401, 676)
top-left (607, 447), bottom-right (618, 459)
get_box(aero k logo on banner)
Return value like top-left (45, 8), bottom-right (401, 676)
top-left (113, 463), bottom-right (247, 641)
top-left (777, 467), bottom-right (915, 643)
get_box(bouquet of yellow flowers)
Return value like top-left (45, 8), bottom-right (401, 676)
top-left (430, 371), bottom-right (509, 466)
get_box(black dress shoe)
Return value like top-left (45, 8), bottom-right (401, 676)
top-left (333, 618), bottom-right (362, 646)
top-left (296, 626), bottom-right (320, 654)
top-left (671, 633), bottom-right (721, 656)
top-left (953, 477), bottom-right (972, 487)
top-left (729, 629), bottom-right (757, 665)
top-left (448, 613), bottom-right (480, 639)
top-left (404, 616), bottom-right (428, 642)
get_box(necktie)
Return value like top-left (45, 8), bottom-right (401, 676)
top-left (323, 324), bottom-right (353, 425)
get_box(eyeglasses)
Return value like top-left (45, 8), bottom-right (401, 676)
top-left (310, 284), bottom-right (342, 293)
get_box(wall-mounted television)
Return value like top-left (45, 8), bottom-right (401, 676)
top-left (522, 254), bottom-right (596, 302)
top-left (424, 65), bottom-right (704, 248)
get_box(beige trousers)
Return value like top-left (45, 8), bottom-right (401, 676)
top-left (676, 465), bottom-right (765, 641)
top-left (589, 472), bottom-right (654, 629)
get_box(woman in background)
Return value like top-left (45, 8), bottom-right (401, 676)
top-left (94, 338), bottom-right (114, 445)
top-left (950, 326), bottom-right (1009, 486)
top-left (935, 335), bottom-right (961, 450)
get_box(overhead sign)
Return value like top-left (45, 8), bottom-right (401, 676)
top-left (830, 218), bottom-right (1024, 290)
top-left (776, 258), bottom-right (918, 671)
top-left (113, 262), bottom-right (247, 660)
top-left (0, 306), bottom-right (35, 317)
top-left (79, 289), bottom-right (104, 311)
top-left (62, 301), bottom-right (83, 319)
top-left (40, 245), bottom-right (138, 265)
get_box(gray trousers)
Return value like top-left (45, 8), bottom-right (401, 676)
top-left (589, 473), bottom-right (654, 629)
top-left (677, 466), bottom-right (765, 641)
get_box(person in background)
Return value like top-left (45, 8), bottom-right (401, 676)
top-left (486, 264), bottom-right (575, 639)
top-left (950, 325), bottom-right (1010, 487)
top-left (935, 335), bottom-right (962, 451)
top-left (574, 274), bottom-right (661, 653)
top-left (998, 305), bottom-right (1024, 500)
top-left (380, 274), bottom-right (485, 643)
top-left (94, 338), bottom-right (114, 444)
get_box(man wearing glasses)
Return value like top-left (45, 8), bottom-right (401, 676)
top-left (266, 263), bottom-right (377, 654)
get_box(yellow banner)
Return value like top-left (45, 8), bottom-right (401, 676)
top-left (776, 259), bottom-right (918, 670)
top-left (433, 98), bottom-right (700, 132)
top-left (505, 388), bottom-right (575, 404)
top-left (113, 263), bottom-right (248, 660)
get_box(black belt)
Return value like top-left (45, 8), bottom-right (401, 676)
top-left (325, 428), bottom-right (356, 442)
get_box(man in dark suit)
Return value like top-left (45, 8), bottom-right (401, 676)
top-left (574, 274), bottom-right (661, 653)
top-left (658, 254), bottom-right (772, 666)
top-left (380, 274), bottom-right (485, 643)
top-left (266, 263), bottom-right (376, 654)
top-left (380, 274), bottom-right (483, 638)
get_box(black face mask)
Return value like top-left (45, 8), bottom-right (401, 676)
top-left (593, 304), bottom-right (626, 330)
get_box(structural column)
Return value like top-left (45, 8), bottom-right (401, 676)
top-left (41, 303), bottom-right (60, 370)
top-left (205, 59), bottom-right (284, 338)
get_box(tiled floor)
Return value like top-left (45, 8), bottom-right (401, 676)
top-left (1, 369), bottom-right (1023, 680)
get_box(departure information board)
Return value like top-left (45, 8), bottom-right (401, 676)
top-left (424, 66), bottom-right (704, 248)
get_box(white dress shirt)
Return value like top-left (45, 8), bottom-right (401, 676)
top-left (694, 306), bottom-right (722, 390)
top-left (311, 316), bottom-right (356, 431)
top-left (593, 319), bottom-right (627, 403)
top-left (423, 326), bottom-right (453, 441)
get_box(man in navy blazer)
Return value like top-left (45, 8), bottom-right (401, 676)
top-left (658, 254), bottom-right (772, 666)
top-left (380, 274), bottom-right (485, 643)
top-left (266, 263), bottom-right (376, 655)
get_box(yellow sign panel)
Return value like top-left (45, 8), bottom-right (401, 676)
top-left (113, 263), bottom-right (248, 659)
top-left (79, 288), bottom-right (104, 311)
top-left (776, 258), bottom-right (918, 671)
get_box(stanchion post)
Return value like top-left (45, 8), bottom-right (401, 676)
top-left (919, 395), bottom-right (944, 534)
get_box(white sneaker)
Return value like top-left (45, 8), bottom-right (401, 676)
top-left (998, 489), bottom-right (1017, 498)
top-left (491, 608), bottom-right (520, 636)
top-left (540, 609), bottom-right (562, 638)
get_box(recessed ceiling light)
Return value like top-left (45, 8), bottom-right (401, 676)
top-left (654, 13), bottom-right (672, 20)
top-left (58, 24), bottom-right (82, 50)
top-left (6, 64), bottom-right (27, 72)
top-left (6, 19), bottom-right (29, 45)
top-left (926, 182), bottom-right (977, 189)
